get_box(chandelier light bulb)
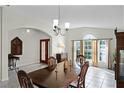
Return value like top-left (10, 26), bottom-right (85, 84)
top-left (65, 22), bottom-right (70, 29)
top-left (53, 19), bottom-right (59, 27)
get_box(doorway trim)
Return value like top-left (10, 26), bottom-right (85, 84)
top-left (40, 39), bottom-right (50, 64)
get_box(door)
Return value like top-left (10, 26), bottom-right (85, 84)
top-left (73, 39), bottom-right (110, 68)
top-left (83, 40), bottom-right (93, 65)
top-left (97, 40), bottom-right (109, 68)
top-left (40, 39), bottom-right (50, 64)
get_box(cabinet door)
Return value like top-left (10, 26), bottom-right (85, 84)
top-left (115, 31), bottom-right (124, 87)
top-left (119, 50), bottom-right (124, 80)
top-left (40, 39), bottom-right (50, 64)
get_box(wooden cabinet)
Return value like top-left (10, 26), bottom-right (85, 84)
top-left (115, 30), bottom-right (124, 88)
top-left (56, 53), bottom-right (68, 63)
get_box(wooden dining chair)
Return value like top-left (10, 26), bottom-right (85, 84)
top-left (47, 56), bottom-right (57, 71)
top-left (76, 55), bottom-right (86, 66)
top-left (17, 70), bottom-right (34, 88)
top-left (68, 61), bottom-right (89, 88)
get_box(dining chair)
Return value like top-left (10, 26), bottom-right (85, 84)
top-left (17, 70), bottom-right (34, 88)
top-left (47, 56), bottom-right (57, 71)
top-left (76, 55), bottom-right (86, 66)
top-left (68, 61), bottom-right (89, 88)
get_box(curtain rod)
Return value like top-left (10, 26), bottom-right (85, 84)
top-left (71, 38), bottom-right (113, 41)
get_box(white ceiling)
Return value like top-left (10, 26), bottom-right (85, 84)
top-left (4, 5), bottom-right (124, 30)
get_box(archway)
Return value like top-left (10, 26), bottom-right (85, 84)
top-left (73, 34), bottom-right (109, 68)
top-left (8, 27), bottom-right (51, 69)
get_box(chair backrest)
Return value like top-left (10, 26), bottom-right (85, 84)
top-left (76, 55), bottom-right (86, 66)
top-left (17, 70), bottom-right (34, 88)
top-left (77, 61), bottom-right (89, 88)
top-left (47, 56), bottom-right (57, 71)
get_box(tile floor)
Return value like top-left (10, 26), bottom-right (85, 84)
top-left (0, 63), bottom-right (48, 88)
top-left (86, 67), bottom-right (116, 88)
top-left (0, 63), bottom-right (116, 88)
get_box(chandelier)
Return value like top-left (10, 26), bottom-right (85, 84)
top-left (53, 5), bottom-right (70, 36)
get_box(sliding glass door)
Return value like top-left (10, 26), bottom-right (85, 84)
top-left (73, 41), bottom-right (81, 66)
top-left (98, 40), bottom-right (109, 68)
top-left (83, 40), bottom-right (93, 65)
top-left (72, 39), bottom-right (110, 68)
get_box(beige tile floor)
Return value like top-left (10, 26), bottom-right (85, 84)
top-left (0, 63), bottom-right (116, 88)
top-left (0, 63), bottom-right (48, 88)
top-left (86, 67), bottom-right (116, 88)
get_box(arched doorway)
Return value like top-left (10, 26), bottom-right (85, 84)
top-left (8, 27), bottom-right (51, 68)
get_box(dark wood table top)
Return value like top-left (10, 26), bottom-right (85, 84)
top-left (28, 61), bottom-right (79, 88)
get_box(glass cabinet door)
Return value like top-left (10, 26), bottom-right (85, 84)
top-left (119, 50), bottom-right (124, 80)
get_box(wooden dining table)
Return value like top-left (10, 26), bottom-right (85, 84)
top-left (28, 61), bottom-right (79, 88)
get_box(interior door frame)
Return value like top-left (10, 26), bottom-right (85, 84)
top-left (40, 39), bottom-right (50, 64)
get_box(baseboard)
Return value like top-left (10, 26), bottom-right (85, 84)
top-left (1, 77), bottom-right (8, 81)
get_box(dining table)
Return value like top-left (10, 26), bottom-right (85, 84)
top-left (28, 61), bottom-right (79, 88)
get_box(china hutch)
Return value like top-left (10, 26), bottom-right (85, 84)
top-left (115, 29), bottom-right (124, 88)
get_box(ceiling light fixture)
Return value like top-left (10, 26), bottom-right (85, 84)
top-left (53, 5), bottom-right (70, 36)
top-left (26, 29), bottom-right (30, 33)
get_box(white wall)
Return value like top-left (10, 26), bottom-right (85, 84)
top-left (0, 7), bottom-right (2, 80)
top-left (3, 6), bottom-right (59, 56)
top-left (1, 7), bottom-right (8, 81)
top-left (8, 28), bottom-right (51, 67)
top-left (0, 6), bottom-right (60, 81)
top-left (65, 27), bottom-right (116, 69)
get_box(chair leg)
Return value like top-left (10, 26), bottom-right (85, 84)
top-left (83, 80), bottom-right (85, 88)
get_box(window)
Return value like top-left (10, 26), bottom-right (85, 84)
top-left (84, 40), bottom-right (92, 59)
top-left (99, 40), bottom-right (106, 62)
